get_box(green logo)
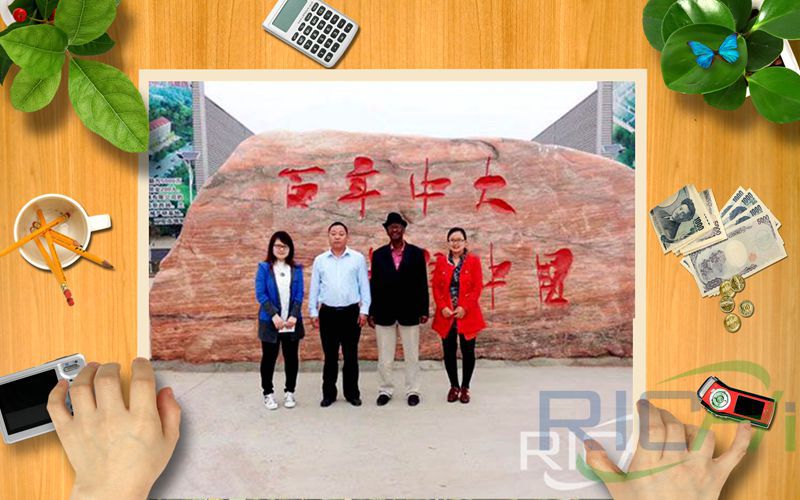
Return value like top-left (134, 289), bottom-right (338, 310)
top-left (710, 388), bottom-right (730, 410)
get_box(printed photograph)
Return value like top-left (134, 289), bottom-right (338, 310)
top-left (140, 72), bottom-right (644, 498)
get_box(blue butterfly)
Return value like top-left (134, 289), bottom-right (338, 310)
top-left (688, 34), bottom-right (739, 69)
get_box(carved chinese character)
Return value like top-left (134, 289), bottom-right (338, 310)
top-left (410, 158), bottom-right (451, 216)
top-left (338, 156), bottom-right (381, 219)
top-left (535, 248), bottom-right (573, 306)
top-left (278, 166), bottom-right (326, 208)
top-left (474, 156), bottom-right (516, 215)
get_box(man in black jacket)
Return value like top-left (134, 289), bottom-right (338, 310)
top-left (368, 212), bottom-right (430, 406)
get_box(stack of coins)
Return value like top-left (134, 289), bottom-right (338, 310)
top-left (719, 274), bottom-right (755, 333)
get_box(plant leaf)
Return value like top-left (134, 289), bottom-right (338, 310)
top-left (10, 68), bottom-right (61, 111)
top-left (0, 24), bottom-right (66, 78)
top-left (35, 0), bottom-right (57, 18)
top-left (748, 67), bottom-right (800, 123)
top-left (703, 76), bottom-right (747, 110)
top-left (0, 18), bottom-right (33, 85)
top-left (643, 0), bottom-right (678, 51)
top-left (69, 33), bottom-right (115, 56)
top-left (752, 0), bottom-right (800, 39)
top-left (661, 24), bottom-right (747, 94)
top-left (719, 0), bottom-right (752, 32)
top-left (68, 58), bottom-right (148, 152)
top-left (55, 0), bottom-right (116, 46)
top-left (745, 30), bottom-right (784, 71)
top-left (661, 0), bottom-right (736, 44)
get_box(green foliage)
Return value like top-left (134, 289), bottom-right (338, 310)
top-left (0, 0), bottom-right (149, 151)
top-left (10, 68), bottom-right (61, 111)
top-left (661, 25), bottom-right (746, 94)
top-left (644, 0), bottom-right (800, 122)
top-left (612, 125), bottom-right (635, 169)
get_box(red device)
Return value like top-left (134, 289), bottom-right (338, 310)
top-left (697, 376), bottom-right (775, 429)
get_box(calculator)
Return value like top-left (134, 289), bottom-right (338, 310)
top-left (262, 0), bottom-right (359, 68)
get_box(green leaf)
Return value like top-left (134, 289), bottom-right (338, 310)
top-left (703, 76), bottom-right (747, 110)
top-left (55, 0), bottom-right (116, 46)
top-left (746, 30), bottom-right (784, 71)
top-left (0, 18), bottom-right (33, 85)
top-left (10, 68), bottom-right (61, 111)
top-left (661, 24), bottom-right (747, 94)
top-left (661, 0), bottom-right (736, 44)
top-left (0, 24), bottom-right (66, 78)
top-left (69, 33), bottom-right (115, 56)
top-left (748, 67), bottom-right (800, 123)
top-left (35, 0), bottom-right (58, 18)
top-left (719, 0), bottom-right (752, 32)
top-left (68, 58), bottom-right (148, 152)
top-left (643, 0), bottom-right (677, 51)
top-left (752, 0), bottom-right (800, 39)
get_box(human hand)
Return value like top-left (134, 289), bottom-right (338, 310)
top-left (420, 315), bottom-right (429, 324)
top-left (454, 307), bottom-right (466, 319)
top-left (272, 314), bottom-right (285, 330)
top-left (47, 358), bottom-right (181, 500)
top-left (442, 307), bottom-right (453, 318)
top-left (358, 314), bottom-right (368, 327)
top-left (285, 316), bottom-right (297, 329)
top-left (584, 399), bottom-right (752, 500)
top-left (368, 315), bottom-right (376, 328)
top-left (311, 317), bottom-right (319, 329)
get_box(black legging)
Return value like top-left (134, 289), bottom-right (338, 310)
top-left (260, 337), bottom-right (300, 395)
top-left (442, 325), bottom-right (476, 389)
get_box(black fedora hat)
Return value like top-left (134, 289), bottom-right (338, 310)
top-left (382, 212), bottom-right (408, 228)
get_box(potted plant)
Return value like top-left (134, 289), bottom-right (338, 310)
top-left (643, 0), bottom-right (800, 123)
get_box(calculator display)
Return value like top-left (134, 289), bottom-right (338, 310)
top-left (272, 0), bottom-right (308, 31)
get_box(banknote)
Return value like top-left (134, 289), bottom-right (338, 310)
top-left (682, 213), bottom-right (787, 297)
top-left (719, 186), bottom-right (747, 220)
top-left (677, 189), bottom-right (727, 255)
top-left (724, 189), bottom-right (782, 229)
top-left (650, 185), bottom-right (712, 254)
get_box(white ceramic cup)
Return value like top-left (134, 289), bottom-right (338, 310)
top-left (13, 194), bottom-right (111, 270)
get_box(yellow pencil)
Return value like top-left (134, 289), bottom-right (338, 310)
top-left (37, 210), bottom-right (74, 307)
top-left (0, 213), bottom-right (69, 258)
top-left (50, 233), bottom-right (114, 269)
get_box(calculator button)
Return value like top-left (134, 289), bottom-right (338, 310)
top-left (318, 48), bottom-right (327, 58)
top-left (311, 30), bottom-right (319, 39)
top-left (344, 22), bottom-right (353, 32)
top-left (318, 34), bottom-right (326, 44)
top-left (318, 20), bottom-right (326, 30)
top-left (312, 2), bottom-right (319, 10)
top-left (337, 33), bottom-right (346, 42)
top-left (304, 40), bottom-right (312, 50)
top-left (324, 53), bottom-right (333, 63)
top-left (323, 11), bottom-right (332, 20)
top-left (297, 35), bottom-right (306, 44)
top-left (324, 39), bottom-right (332, 48)
top-left (324, 24), bottom-right (332, 34)
top-left (304, 26), bottom-right (312, 35)
top-left (337, 19), bottom-right (346, 28)
top-left (332, 42), bottom-right (340, 52)
top-left (305, 12), bottom-right (312, 21)
top-left (310, 16), bottom-right (318, 25)
top-left (331, 14), bottom-right (340, 24)
top-left (311, 44), bottom-right (319, 54)
top-left (331, 29), bottom-right (340, 38)
top-left (298, 22), bottom-right (306, 30)
top-left (292, 32), bottom-right (299, 41)
top-left (317, 6), bottom-right (325, 15)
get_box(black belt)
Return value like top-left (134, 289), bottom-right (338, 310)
top-left (320, 303), bottom-right (359, 311)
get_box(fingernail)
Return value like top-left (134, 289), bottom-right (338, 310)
top-left (88, 362), bottom-right (100, 368)
top-left (583, 439), bottom-right (601, 451)
top-left (637, 399), bottom-right (648, 410)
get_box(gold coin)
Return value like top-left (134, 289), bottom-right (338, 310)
top-left (720, 280), bottom-right (734, 297)
top-left (724, 313), bottom-right (741, 333)
top-left (720, 296), bottom-right (735, 313)
top-left (731, 274), bottom-right (745, 293)
top-left (740, 300), bottom-right (755, 318)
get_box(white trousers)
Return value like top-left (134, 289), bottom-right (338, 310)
top-left (375, 322), bottom-right (420, 397)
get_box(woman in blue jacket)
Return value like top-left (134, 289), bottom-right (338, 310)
top-left (255, 231), bottom-right (305, 410)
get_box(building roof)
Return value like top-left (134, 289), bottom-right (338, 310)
top-left (150, 117), bottom-right (171, 130)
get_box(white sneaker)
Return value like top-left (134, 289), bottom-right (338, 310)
top-left (264, 393), bottom-right (278, 410)
top-left (284, 391), bottom-right (296, 408)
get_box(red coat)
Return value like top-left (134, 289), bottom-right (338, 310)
top-left (431, 252), bottom-right (486, 340)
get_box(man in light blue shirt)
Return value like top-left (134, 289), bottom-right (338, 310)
top-left (309, 221), bottom-right (371, 407)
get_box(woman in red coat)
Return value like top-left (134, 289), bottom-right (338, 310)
top-left (431, 227), bottom-right (486, 403)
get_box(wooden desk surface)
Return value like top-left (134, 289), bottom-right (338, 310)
top-left (1, 1), bottom-right (797, 498)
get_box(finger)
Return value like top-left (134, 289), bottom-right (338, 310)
top-left (686, 424), bottom-right (716, 457)
top-left (584, 439), bottom-right (624, 475)
top-left (93, 363), bottom-right (125, 412)
top-left (713, 422), bottom-right (752, 477)
top-left (156, 387), bottom-right (181, 445)
top-left (629, 399), bottom-right (666, 469)
top-left (47, 379), bottom-right (73, 429)
top-left (130, 357), bottom-right (158, 415)
top-left (68, 362), bottom-right (100, 413)
top-left (658, 408), bottom-right (688, 459)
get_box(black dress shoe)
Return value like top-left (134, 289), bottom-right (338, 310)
top-left (320, 398), bottom-right (334, 407)
top-left (376, 394), bottom-right (391, 406)
top-left (407, 394), bottom-right (420, 406)
top-left (347, 397), bottom-right (362, 407)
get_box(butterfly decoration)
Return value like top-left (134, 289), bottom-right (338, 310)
top-left (687, 34), bottom-right (740, 69)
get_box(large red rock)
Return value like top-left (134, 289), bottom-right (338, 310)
top-left (150, 131), bottom-right (634, 363)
